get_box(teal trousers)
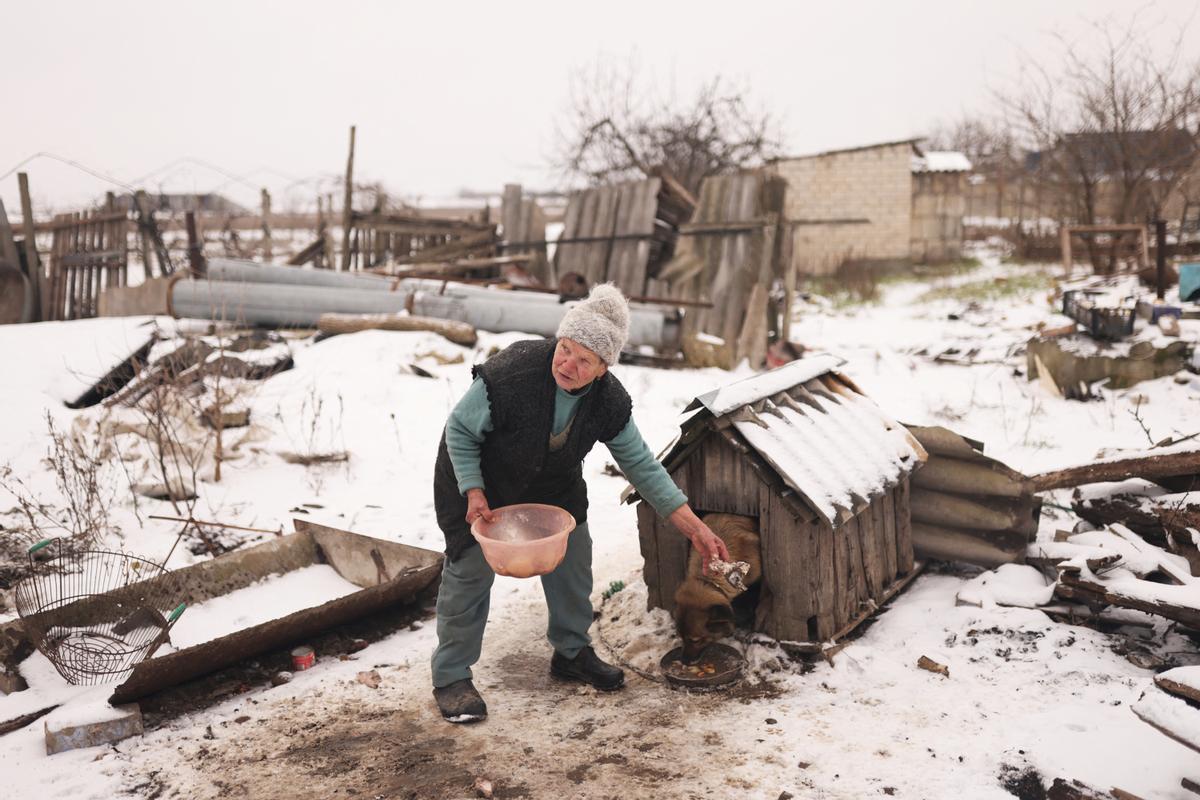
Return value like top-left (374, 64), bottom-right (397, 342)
top-left (431, 522), bottom-right (593, 688)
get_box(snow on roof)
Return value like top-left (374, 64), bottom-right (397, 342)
top-left (691, 354), bottom-right (846, 416)
top-left (727, 372), bottom-right (925, 526)
top-left (912, 151), bottom-right (973, 173)
top-left (629, 355), bottom-right (926, 525)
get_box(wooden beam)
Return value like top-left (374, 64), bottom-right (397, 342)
top-left (17, 173), bottom-right (42, 321)
top-left (0, 197), bottom-right (21, 269)
top-left (340, 125), bottom-right (356, 272)
top-left (1030, 447), bottom-right (1200, 493)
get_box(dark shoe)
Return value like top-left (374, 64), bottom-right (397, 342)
top-left (550, 646), bottom-right (625, 691)
top-left (433, 678), bottom-right (487, 723)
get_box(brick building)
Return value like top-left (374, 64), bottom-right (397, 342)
top-left (769, 140), bottom-right (970, 276)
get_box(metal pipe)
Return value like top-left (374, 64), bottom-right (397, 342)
top-left (206, 257), bottom-right (398, 292)
top-left (170, 279), bottom-right (680, 350)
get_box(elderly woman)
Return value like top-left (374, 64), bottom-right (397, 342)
top-left (431, 283), bottom-right (727, 723)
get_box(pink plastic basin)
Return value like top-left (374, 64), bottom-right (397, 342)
top-left (469, 503), bottom-right (576, 578)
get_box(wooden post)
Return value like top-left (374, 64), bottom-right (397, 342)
top-left (315, 195), bottom-right (327, 269)
top-left (1154, 220), bottom-right (1166, 300)
top-left (185, 211), bottom-right (206, 276)
top-left (134, 190), bottom-right (156, 279)
top-left (340, 125), bottom-right (356, 272)
top-left (0, 198), bottom-right (21, 269)
top-left (17, 173), bottom-right (43, 321)
top-left (260, 188), bottom-right (273, 262)
top-left (1060, 223), bottom-right (1072, 278)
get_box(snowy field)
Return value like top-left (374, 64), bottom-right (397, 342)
top-left (2, 252), bottom-right (1200, 799)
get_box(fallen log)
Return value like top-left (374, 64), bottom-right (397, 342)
top-left (1031, 446), bottom-right (1200, 493)
top-left (317, 312), bottom-right (478, 347)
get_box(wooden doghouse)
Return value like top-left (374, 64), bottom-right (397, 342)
top-left (630, 355), bottom-right (928, 647)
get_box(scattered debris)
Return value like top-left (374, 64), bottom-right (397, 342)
top-left (43, 702), bottom-right (143, 756)
top-left (916, 655), bottom-right (949, 678)
top-left (317, 312), bottom-right (478, 347)
top-left (473, 776), bottom-right (495, 798)
top-left (355, 670), bottom-right (382, 689)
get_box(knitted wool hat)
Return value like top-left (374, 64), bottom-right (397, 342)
top-left (555, 282), bottom-right (630, 366)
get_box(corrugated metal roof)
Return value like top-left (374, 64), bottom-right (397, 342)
top-left (912, 151), bottom-right (973, 173)
top-left (726, 371), bottom-right (925, 526)
top-left (631, 356), bottom-right (926, 528)
top-left (690, 353), bottom-right (845, 416)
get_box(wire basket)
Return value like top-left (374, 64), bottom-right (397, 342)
top-left (14, 538), bottom-right (187, 685)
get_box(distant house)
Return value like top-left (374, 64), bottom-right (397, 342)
top-left (629, 355), bottom-right (927, 646)
top-left (768, 140), bottom-right (971, 275)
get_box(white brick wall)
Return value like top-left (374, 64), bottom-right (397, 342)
top-left (771, 143), bottom-right (915, 275)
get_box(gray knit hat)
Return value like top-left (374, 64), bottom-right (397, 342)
top-left (555, 282), bottom-right (630, 366)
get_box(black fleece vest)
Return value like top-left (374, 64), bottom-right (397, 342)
top-left (433, 338), bottom-right (632, 561)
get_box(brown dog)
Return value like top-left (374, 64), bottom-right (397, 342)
top-left (672, 513), bottom-right (762, 663)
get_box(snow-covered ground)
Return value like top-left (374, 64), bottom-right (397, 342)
top-left (2, 252), bottom-right (1200, 799)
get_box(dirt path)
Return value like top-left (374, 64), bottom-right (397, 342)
top-left (124, 645), bottom-right (782, 799)
top-left (121, 572), bottom-right (791, 800)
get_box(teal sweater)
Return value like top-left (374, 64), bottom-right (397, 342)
top-left (445, 377), bottom-right (686, 518)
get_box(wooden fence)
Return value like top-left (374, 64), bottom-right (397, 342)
top-left (344, 211), bottom-right (496, 271)
top-left (552, 176), bottom-right (695, 300)
top-left (46, 208), bottom-right (129, 321)
top-left (655, 171), bottom-right (790, 368)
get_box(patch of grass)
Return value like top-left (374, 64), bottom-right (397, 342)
top-left (804, 258), bottom-right (984, 308)
top-left (915, 269), bottom-right (1057, 304)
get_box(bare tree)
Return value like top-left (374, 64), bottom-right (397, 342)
top-left (998, 17), bottom-right (1200, 271)
top-left (553, 59), bottom-right (782, 195)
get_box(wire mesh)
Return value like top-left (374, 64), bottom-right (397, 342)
top-left (14, 539), bottom-right (186, 685)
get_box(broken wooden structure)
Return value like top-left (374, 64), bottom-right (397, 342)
top-left (498, 183), bottom-right (549, 285)
top-left (343, 210), bottom-right (497, 272)
top-left (653, 170), bottom-right (789, 369)
top-left (552, 174), bottom-right (696, 300)
top-left (906, 425), bottom-right (1041, 568)
top-left (1052, 523), bottom-right (1199, 632)
top-left (629, 355), bottom-right (928, 647)
top-left (0, 521), bottom-right (442, 706)
top-left (45, 203), bottom-right (131, 321)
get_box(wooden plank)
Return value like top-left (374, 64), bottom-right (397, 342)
top-left (636, 501), bottom-right (662, 611)
top-left (879, 490), bottom-right (898, 584)
top-left (895, 476), bottom-right (914, 573)
top-left (859, 498), bottom-right (885, 600)
top-left (655, 464), bottom-right (693, 614)
top-left (340, 125), bottom-right (355, 271)
top-left (814, 519), bottom-right (837, 638)
top-left (17, 173), bottom-right (43, 321)
top-left (845, 513), bottom-right (871, 617)
top-left (758, 484), bottom-right (816, 642)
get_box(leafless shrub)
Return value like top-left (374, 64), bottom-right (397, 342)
top-left (997, 15), bottom-right (1200, 270)
top-left (0, 413), bottom-right (118, 550)
top-left (553, 58), bottom-right (782, 195)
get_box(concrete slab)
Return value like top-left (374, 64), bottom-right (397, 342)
top-left (44, 702), bottom-right (143, 755)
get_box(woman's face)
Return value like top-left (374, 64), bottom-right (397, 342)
top-left (552, 338), bottom-right (607, 391)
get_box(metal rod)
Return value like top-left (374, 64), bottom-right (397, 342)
top-left (148, 514), bottom-right (283, 536)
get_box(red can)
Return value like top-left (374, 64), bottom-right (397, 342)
top-left (291, 645), bottom-right (315, 671)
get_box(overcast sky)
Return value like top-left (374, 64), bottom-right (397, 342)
top-left (2, 0), bottom-right (1197, 215)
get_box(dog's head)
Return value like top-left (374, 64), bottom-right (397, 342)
top-left (675, 602), bottom-right (735, 663)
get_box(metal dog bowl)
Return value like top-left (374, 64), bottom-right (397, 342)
top-left (659, 643), bottom-right (744, 690)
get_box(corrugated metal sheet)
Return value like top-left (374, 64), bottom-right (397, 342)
top-left (727, 371), bottom-right (925, 527)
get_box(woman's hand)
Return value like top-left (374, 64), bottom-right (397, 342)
top-left (668, 504), bottom-right (730, 574)
top-left (465, 488), bottom-right (495, 526)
